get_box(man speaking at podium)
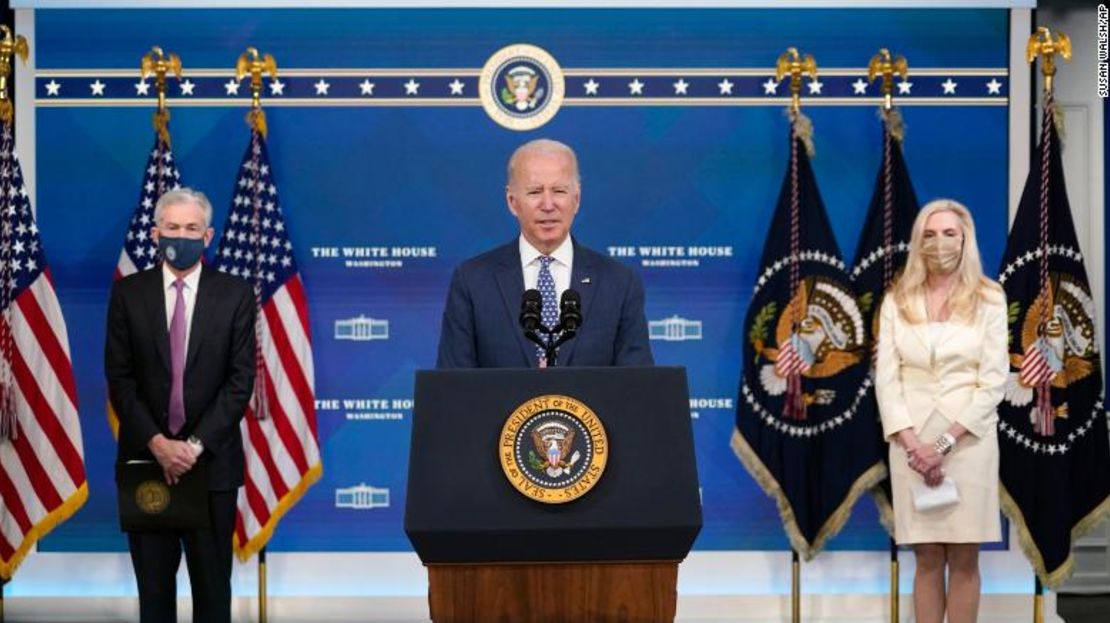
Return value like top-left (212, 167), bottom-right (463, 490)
top-left (436, 139), bottom-right (653, 368)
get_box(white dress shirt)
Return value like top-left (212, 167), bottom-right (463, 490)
top-left (519, 235), bottom-right (573, 301)
top-left (162, 263), bottom-right (201, 353)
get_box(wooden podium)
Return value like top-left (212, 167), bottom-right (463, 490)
top-left (427, 561), bottom-right (678, 623)
top-left (406, 367), bottom-right (701, 623)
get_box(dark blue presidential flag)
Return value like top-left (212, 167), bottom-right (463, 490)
top-left (849, 111), bottom-right (920, 529)
top-left (733, 120), bottom-right (885, 559)
top-left (998, 101), bottom-right (1110, 588)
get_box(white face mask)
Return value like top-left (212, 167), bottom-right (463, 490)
top-left (921, 235), bottom-right (963, 274)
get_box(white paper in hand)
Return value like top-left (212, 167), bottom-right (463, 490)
top-left (912, 476), bottom-right (959, 512)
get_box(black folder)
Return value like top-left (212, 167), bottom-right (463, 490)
top-left (116, 460), bottom-right (210, 532)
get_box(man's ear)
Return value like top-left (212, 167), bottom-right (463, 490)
top-left (506, 186), bottom-right (519, 218)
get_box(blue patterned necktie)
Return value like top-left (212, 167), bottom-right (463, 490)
top-left (536, 255), bottom-right (558, 364)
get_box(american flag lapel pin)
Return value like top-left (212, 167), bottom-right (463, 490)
top-left (581, 277), bottom-right (591, 284)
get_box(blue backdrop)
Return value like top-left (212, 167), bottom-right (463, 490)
top-left (30, 8), bottom-right (1009, 553)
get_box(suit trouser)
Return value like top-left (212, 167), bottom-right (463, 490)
top-left (128, 488), bottom-right (238, 623)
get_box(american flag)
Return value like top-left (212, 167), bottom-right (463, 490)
top-left (0, 126), bottom-right (86, 579)
top-left (108, 134), bottom-right (181, 436)
top-left (214, 130), bottom-right (320, 560)
top-left (115, 135), bottom-right (181, 278)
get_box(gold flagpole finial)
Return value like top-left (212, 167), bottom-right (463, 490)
top-left (0, 25), bottom-right (29, 125)
top-left (1027, 27), bottom-right (1071, 95)
top-left (867, 48), bottom-right (908, 111)
top-left (236, 46), bottom-right (278, 137)
top-left (775, 47), bottom-right (817, 116)
top-left (140, 46), bottom-right (182, 146)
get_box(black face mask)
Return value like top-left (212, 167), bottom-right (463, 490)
top-left (160, 236), bottom-right (205, 270)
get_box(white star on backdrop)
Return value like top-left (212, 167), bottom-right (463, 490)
top-left (134, 80), bottom-right (150, 96)
top-left (941, 78), bottom-right (958, 95)
top-left (359, 80), bottom-right (375, 96)
top-left (224, 79), bottom-right (241, 95)
top-left (179, 80), bottom-right (195, 96)
top-left (314, 79), bottom-right (330, 96)
top-left (717, 78), bottom-right (734, 95)
top-left (404, 79), bottom-right (420, 95)
top-left (90, 80), bottom-right (106, 96)
top-left (583, 79), bottom-right (599, 95)
top-left (448, 79), bottom-right (465, 95)
top-left (628, 79), bottom-right (644, 95)
top-left (672, 79), bottom-right (688, 95)
top-left (762, 78), bottom-right (778, 95)
top-left (851, 79), bottom-right (868, 95)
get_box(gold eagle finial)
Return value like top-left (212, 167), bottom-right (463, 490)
top-left (0, 25), bottom-right (29, 125)
top-left (775, 47), bottom-right (817, 116)
top-left (236, 47), bottom-right (278, 137)
top-left (1027, 27), bottom-right (1071, 94)
top-left (867, 48), bottom-right (908, 111)
top-left (140, 46), bottom-right (182, 146)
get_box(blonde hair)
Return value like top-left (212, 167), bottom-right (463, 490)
top-left (891, 198), bottom-right (1002, 324)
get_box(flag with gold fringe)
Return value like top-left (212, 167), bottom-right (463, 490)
top-left (732, 114), bottom-right (885, 559)
top-left (214, 119), bottom-right (322, 560)
top-left (997, 94), bottom-right (1110, 589)
top-left (849, 109), bottom-right (920, 531)
top-left (0, 122), bottom-right (87, 580)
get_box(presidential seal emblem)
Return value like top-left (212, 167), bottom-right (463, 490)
top-left (499, 394), bottom-right (607, 504)
top-left (135, 479), bottom-right (171, 515)
top-left (479, 44), bottom-right (565, 131)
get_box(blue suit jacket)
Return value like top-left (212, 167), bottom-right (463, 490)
top-left (436, 239), bottom-right (654, 368)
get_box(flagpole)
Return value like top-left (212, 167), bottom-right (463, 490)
top-left (1033, 577), bottom-right (1043, 623)
top-left (259, 546), bottom-right (268, 623)
top-left (791, 549), bottom-right (800, 623)
top-left (236, 45), bottom-right (278, 623)
top-left (1, 576), bottom-right (7, 623)
top-left (867, 48), bottom-right (908, 623)
top-left (889, 540), bottom-right (899, 623)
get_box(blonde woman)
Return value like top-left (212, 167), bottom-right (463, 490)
top-left (875, 199), bottom-right (1008, 623)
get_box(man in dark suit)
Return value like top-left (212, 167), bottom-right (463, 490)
top-left (106, 187), bottom-right (255, 623)
top-left (437, 139), bottom-right (653, 368)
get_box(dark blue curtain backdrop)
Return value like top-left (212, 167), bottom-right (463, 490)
top-left (31, 8), bottom-right (1009, 553)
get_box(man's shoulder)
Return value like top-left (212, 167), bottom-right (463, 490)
top-left (113, 266), bottom-right (160, 295)
top-left (200, 265), bottom-right (253, 296)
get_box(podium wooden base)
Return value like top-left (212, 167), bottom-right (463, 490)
top-left (426, 561), bottom-right (679, 623)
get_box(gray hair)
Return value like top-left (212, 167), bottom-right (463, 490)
top-left (506, 138), bottom-right (581, 188)
top-left (154, 187), bottom-right (213, 228)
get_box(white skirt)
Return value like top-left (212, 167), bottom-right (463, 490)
top-left (889, 411), bottom-right (1002, 544)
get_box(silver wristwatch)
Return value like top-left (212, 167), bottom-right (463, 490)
top-left (187, 435), bottom-right (204, 455)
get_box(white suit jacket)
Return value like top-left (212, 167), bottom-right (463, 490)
top-left (875, 289), bottom-right (1009, 440)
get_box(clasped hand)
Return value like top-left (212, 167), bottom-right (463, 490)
top-left (906, 443), bottom-right (945, 488)
top-left (148, 434), bottom-right (200, 485)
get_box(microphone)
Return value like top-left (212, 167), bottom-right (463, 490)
top-left (557, 289), bottom-right (582, 334)
top-left (519, 289), bottom-right (543, 332)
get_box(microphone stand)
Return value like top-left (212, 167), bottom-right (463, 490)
top-left (524, 323), bottom-right (577, 367)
